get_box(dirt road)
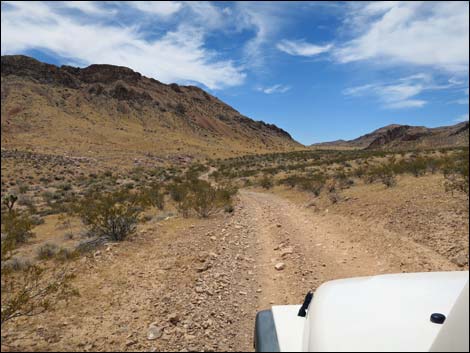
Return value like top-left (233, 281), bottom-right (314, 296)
top-left (1, 189), bottom-right (463, 352)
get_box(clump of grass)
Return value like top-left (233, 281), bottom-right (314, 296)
top-left (36, 243), bottom-right (59, 260)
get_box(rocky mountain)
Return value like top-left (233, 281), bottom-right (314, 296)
top-left (312, 122), bottom-right (469, 150)
top-left (1, 55), bottom-right (301, 166)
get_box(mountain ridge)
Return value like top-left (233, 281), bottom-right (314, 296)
top-left (311, 122), bottom-right (469, 150)
top-left (1, 55), bottom-right (300, 166)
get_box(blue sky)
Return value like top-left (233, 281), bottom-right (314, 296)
top-left (1, 1), bottom-right (469, 144)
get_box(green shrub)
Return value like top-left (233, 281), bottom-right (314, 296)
top-left (367, 164), bottom-right (397, 188)
top-left (1, 211), bottom-right (34, 244)
top-left (71, 189), bottom-right (141, 241)
top-left (191, 181), bottom-right (217, 218)
top-left (141, 183), bottom-right (165, 210)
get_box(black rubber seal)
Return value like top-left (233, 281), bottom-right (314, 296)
top-left (430, 313), bottom-right (446, 324)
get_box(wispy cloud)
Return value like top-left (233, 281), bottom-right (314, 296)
top-left (455, 113), bottom-right (469, 122)
top-left (126, 1), bottom-right (183, 17)
top-left (0, 1), bottom-right (245, 89)
top-left (277, 39), bottom-right (332, 57)
top-left (335, 2), bottom-right (469, 74)
top-left (257, 84), bottom-right (291, 94)
top-left (343, 74), bottom-right (463, 109)
top-left (62, 1), bottom-right (115, 16)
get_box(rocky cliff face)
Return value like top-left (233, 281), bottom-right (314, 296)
top-left (1, 55), bottom-right (299, 164)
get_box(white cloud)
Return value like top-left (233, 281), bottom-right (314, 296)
top-left (234, 2), bottom-right (288, 68)
top-left (257, 84), bottom-right (291, 94)
top-left (0, 1), bottom-right (245, 89)
top-left (343, 73), bottom-right (461, 109)
top-left (126, 1), bottom-right (182, 17)
top-left (61, 1), bottom-right (114, 16)
top-left (277, 39), bottom-right (332, 57)
top-left (335, 1), bottom-right (469, 74)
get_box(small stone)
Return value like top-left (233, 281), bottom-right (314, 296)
top-left (125, 340), bottom-right (136, 347)
top-left (281, 247), bottom-right (294, 258)
top-left (147, 326), bottom-right (162, 340)
top-left (452, 255), bottom-right (468, 267)
top-left (275, 262), bottom-right (285, 271)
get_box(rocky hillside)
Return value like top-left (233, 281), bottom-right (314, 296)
top-left (312, 122), bottom-right (469, 150)
top-left (1, 55), bottom-right (301, 166)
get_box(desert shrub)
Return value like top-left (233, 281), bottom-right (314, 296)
top-left (17, 194), bottom-right (36, 211)
top-left (75, 237), bottom-right (107, 254)
top-left (1, 257), bottom-right (32, 272)
top-left (30, 215), bottom-right (45, 226)
top-left (367, 164), bottom-right (397, 188)
top-left (353, 166), bottom-right (367, 178)
top-left (259, 175), bottom-right (274, 189)
top-left (141, 183), bottom-right (165, 210)
top-left (176, 196), bottom-right (192, 218)
top-left (1, 262), bottom-right (77, 325)
top-left (36, 243), bottom-right (59, 260)
top-left (54, 247), bottom-right (78, 262)
top-left (405, 157), bottom-right (428, 177)
top-left (58, 182), bottom-right (72, 191)
top-left (171, 180), bottom-right (237, 218)
top-left (71, 189), bottom-right (141, 241)
top-left (328, 191), bottom-right (340, 204)
top-left (1, 211), bottom-right (34, 244)
top-left (215, 183), bottom-right (238, 206)
top-left (168, 183), bottom-right (188, 202)
top-left (325, 179), bottom-right (337, 193)
top-left (443, 150), bottom-right (469, 198)
top-left (191, 181), bottom-right (218, 218)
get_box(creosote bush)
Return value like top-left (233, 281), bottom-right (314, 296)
top-left (1, 210), bottom-right (34, 245)
top-left (169, 179), bottom-right (238, 218)
top-left (71, 189), bottom-right (142, 241)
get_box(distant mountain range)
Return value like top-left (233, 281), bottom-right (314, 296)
top-left (1, 55), bottom-right (301, 166)
top-left (311, 122), bottom-right (469, 150)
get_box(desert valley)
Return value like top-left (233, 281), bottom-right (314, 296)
top-left (1, 54), bottom-right (468, 351)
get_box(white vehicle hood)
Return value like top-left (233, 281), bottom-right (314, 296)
top-left (303, 271), bottom-right (469, 352)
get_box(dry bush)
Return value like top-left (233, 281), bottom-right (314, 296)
top-left (1, 230), bottom-right (78, 326)
top-left (1, 264), bottom-right (77, 326)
